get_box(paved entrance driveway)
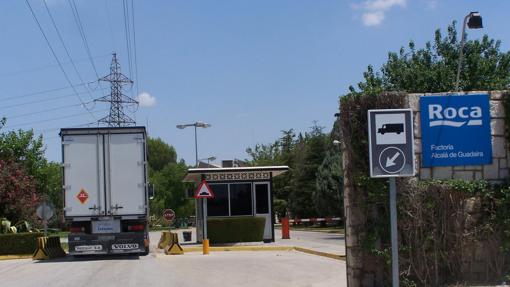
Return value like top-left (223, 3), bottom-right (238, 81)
top-left (0, 250), bottom-right (346, 287)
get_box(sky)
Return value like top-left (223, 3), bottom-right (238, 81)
top-left (1, 0), bottom-right (509, 165)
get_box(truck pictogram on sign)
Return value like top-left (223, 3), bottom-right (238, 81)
top-left (77, 188), bottom-right (89, 204)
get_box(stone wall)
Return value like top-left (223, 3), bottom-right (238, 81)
top-left (407, 91), bottom-right (509, 182)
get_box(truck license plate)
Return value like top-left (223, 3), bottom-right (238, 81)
top-left (112, 243), bottom-right (139, 250)
top-left (75, 245), bottom-right (102, 252)
top-left (92, 220), bottom-right (120, 234)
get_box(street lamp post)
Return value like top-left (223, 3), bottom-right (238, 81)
top-left (176, 121), bottom-right (211, 243)
top-left (333, 111), bottom-right (350, 287)
top-left (176, 121), bottom-right (211, 167)
top-left (455, 11), bottom-right (483, 91)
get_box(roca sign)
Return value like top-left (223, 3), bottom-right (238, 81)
top-left (420, 94), bottom-right (492, 167)
top-left (428, 105), bottom-right (482, 127)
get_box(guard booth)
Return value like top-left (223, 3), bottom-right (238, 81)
top-left (183, 164), bottom-right (289, 243)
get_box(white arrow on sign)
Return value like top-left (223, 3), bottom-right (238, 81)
top-left (386, 152), bottom-right (400, 168)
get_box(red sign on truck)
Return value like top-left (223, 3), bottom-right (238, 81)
top-left (76, 189), bottom-right (89, 204)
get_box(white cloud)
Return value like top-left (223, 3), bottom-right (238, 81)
top-left (425, 0), bottom-right (438, 10)
top-left (136, 92), bottom-right (156, 107)
top-left (353, 0), bottom-right (407, 27)
top-left (364, 0), bottom-right (406, 11)
top-left (362, 11), bottom-right (385, 26)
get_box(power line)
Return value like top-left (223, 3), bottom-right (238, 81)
top-left (1, 91), bottom-right (91, 110)
top-left (67, 0), bottom-right (101, 79)
top-left (4, 108), bottom-right (108, 129)
top-left (104, 0), bottom-right (116, 52)
top-left (7, 101), bottom-right (94, 119)
top-left (122, 0), bottom-right (133, 80)
top-left (0, 81), bottom-right (95, 102)
top-left (131, 0), bottom-right (140, 97)
top-left (25, 0), bottom-right (97, 121)
top-left (34, 121), bottom-right (96, 134)
top-left (43, 0), bottom-right (96, 102)
top-left (33, 121), bottom-right (98, 141)
top-left (0, 54), bottom-right (110, 78)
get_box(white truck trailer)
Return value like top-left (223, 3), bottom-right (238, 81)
top-left (60, 127), bottom-right (151, 256)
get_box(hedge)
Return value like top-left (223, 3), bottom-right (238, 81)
top-left (208, 217), bottom-right (266, 244)
top-left (0, 232), bottom-right (44, 255)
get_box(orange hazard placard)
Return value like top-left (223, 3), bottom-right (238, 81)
top-left (77, 189), bottom-right (89, 204)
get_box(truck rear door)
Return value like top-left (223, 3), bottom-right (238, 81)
top-left (106, 133), bottom-right (147, 216)
top-left (63, 134), bottom-right (105, 217)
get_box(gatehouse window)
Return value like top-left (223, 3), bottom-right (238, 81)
top-left (207, 184), bottom-right (229, 216)
top-left (230, 183), bottom-right (252, 216)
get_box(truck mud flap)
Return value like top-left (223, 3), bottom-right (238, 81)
top-left (69, 233), bottom-right (146, 255)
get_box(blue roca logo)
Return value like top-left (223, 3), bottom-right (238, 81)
top-left (420, 94), bottom-right (492, 167)
top-left (428, 105), bottom-right (482, 127)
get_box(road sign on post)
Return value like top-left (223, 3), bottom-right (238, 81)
top-left (368, 109), bottom-right (415, 177)
top-left (163, 209), bottom-right (175, 222)
top-left (368, 108), bottom-right (415, 287)
top-left (36, 201), bottom-right (54, 237)
top-left (194, 180), bottom-right (214, 254)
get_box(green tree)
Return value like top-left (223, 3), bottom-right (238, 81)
top-left (348, 22), bottom-right (510, 96)
top-left (39, 162), bottom-right (63, 227)
top-left (151, 161), bottom-right (193, 217)
top-left (0, 124), bottom-right (54, 224)
top-left (0, 159), bottom-right (38, 223)
top-left (147, 137), bottom-right (193, 219)
top-left (246, 129), bottom-right (297, 217)
top-left (314, 119), bottom-right (343, 218)
top-left (288, 124), bottom-right (328, 218)
top-left (314, 150), bottom-right (343, 217)
top-left (147, 137), bottom-right (177, 173)
top-left (0, 128), bottom-right (46, 189)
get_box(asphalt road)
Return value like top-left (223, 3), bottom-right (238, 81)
top-left (0, 251), bottom-right (346, 287)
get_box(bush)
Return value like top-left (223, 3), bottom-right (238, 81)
top-left (0, 232), bottom-right (44, 255)
top-left (208, 217), bottom-right (266, 244)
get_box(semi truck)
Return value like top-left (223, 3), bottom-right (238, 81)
top-left (60, 127), bottom-right (152, 256)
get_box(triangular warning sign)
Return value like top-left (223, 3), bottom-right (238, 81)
top-left (194, 180), bottom-right (215, 198)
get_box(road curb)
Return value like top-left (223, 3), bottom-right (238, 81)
top-left (182, 245), bottom-right (345, 261)
top-left (293, 247), bottom-right (345, 261)
top-left (0, 255), bottom-right (32, 261)
top-left (183, 246), bottom-right (294, 253)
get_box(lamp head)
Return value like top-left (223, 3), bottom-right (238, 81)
top-left (467, 12), bottom-right (483, 29)
top-left (195, 121), bottom-right (211, 128)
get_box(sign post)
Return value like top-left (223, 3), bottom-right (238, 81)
top-left (194, 180), bottom-right (215, 253)
top-left (368, 108), bottom-right (415, 287)
top-left (36, 201), bottom-right (54, 237)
